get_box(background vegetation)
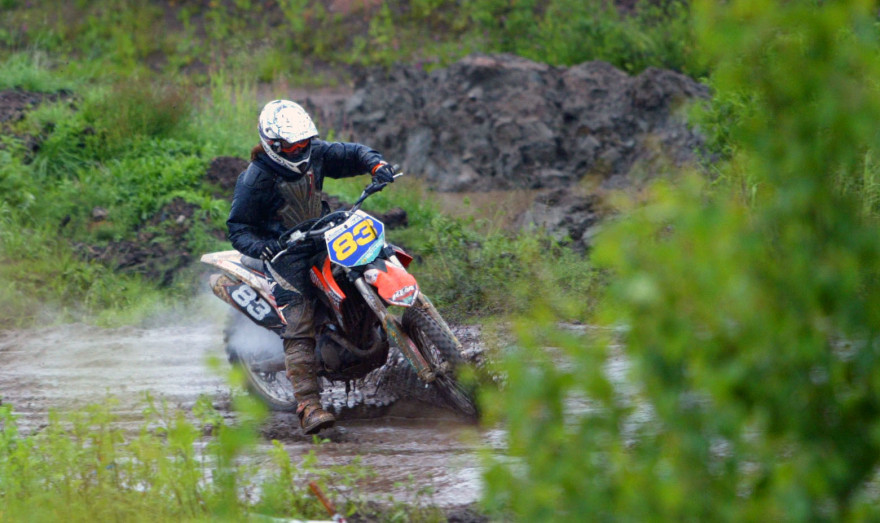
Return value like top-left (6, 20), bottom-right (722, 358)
top-left (482, 0), bottom-right (880, 520)
top-left (1, 0), bottom-right (699, 81)
top-left (0, 0), bottom-right (673, 326)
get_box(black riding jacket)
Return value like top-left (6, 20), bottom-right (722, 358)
top-left (227, 139), bottom-right (386, 259)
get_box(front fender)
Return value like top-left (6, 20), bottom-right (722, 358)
top-left (363, 260), bottom-right (419, 307)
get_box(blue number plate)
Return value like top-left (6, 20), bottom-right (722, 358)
top-left (324, 211), bottom-right (386, 267)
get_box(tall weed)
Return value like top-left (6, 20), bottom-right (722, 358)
top-left (414, 214), bottom-right (597, 322)
top-left (0, 393), bottom-right (367, 520)
top-left (81, 80), bottom-right (193, 155)
top-left (183, 71), bottom-right (258, 157)
top-left (0, 51), bottom-right (74, 91)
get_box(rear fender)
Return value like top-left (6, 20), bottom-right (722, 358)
top-left (363, 259), bottom-right (419, 307)
top-left (201, 251), bottom-right (273, 297)
top-left (209, 273), bottom-right (283, 329)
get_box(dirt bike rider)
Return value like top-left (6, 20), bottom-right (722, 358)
top-left (227, 99), bottom-right (396, 434)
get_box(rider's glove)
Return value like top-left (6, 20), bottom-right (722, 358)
top-left (371, 162), bottom-right (395, 184)
top-left (259, 239), bottom-right (283, 262)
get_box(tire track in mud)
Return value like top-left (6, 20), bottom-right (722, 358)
top-left (0, 302), bottom-right (486, 507)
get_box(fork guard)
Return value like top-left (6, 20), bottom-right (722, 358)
top-left (353, 277), bottom-right (435, 383)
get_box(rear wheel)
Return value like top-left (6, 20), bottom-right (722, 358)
top-left (402, 307), bottom-right (477, 418)
top-left (224, 310), bottom-right (297, 412)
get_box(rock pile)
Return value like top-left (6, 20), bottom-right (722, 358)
top-left (337, 53), bottom-right (708, 192)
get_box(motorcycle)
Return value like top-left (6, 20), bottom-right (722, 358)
top-left (200, 176), bottom-right (476, 418)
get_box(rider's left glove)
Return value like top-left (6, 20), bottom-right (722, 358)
top-left (372, 162), bottom-right (395, 184)
top-left (259, 239), bottom-right (283, 262)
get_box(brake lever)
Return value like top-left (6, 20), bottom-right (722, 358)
top-left (365, 182), bottom-right (387, 195)
top-left (367, 168), bottom-right (404, 194)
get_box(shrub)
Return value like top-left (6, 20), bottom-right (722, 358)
top-left (470, 0), bottom-right (703, 75)
top-left (483, 0), bottom-right (880, 519)
top-left (81, 80), bottom-right (193, 155)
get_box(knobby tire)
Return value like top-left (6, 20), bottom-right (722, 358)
top-left (402, 307), bottom-right (478, 418)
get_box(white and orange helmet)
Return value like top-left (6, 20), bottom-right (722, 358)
top-left (258, 100), bottom-right (319, 174)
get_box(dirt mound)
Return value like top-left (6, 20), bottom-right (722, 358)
top-left (204, 155), bottom-right (248, 195)
top-left (75, 198), bottom-right (223, 286)
top-left (0, 89), bottom-right (74, 156)
top-left (72, 174), bottom-right (408, 286)
top-left (0, 89), bottom-right (71, 126)
top-left (341, 53), bottom-right (708, 192)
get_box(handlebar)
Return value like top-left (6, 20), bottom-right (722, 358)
top-left (351, 169), bottom-right (404, 212)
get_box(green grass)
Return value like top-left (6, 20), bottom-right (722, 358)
top-left (0, 390), bottom-right (376, 521)
top-left (0, 50), bottom-right (75, 91)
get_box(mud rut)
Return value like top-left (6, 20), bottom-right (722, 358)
top-left (0, 297), bottom-right (488, 507)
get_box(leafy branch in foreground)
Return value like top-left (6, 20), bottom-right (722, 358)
top-left (483, 1), bottom-right (880, 520)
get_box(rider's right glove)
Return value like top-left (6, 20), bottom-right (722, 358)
top-left (259, 239), bottom-right (283, 262)
top-left (371, 162), bottom-right (395, 184)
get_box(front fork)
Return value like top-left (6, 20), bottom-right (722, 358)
top-left (386, 252), bottom-right (463, 356)
top-left (353, 277), bottom-right (436, 383)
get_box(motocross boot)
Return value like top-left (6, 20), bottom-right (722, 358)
top-left (281, 300), bottom-right (336, 435)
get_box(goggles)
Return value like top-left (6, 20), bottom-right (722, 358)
top-left (275, 138), bottom-right (311, 154)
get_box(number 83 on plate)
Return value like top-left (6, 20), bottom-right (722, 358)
top-left (325, 212), bottom-right (386, 267)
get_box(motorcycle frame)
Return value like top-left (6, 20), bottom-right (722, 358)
top-left (203, 249), bottom-right (462, 385)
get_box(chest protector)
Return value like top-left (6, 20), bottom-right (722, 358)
top-left (276, 172), bottom-right (322, 228)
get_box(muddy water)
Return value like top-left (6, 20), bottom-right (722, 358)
top-left (0, 299), bottom-right (486, 507)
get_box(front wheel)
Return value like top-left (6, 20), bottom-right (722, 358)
top-left (402, 307), bottom-right (477, 418)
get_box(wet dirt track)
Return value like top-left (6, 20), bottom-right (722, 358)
top-left (0, 301), bottom-right (486, 508)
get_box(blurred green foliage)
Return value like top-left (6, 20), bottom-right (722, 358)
top-left (0, 0), bottom-right (701, 81)
top-left (482, 0), bottom-right (880, 519)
